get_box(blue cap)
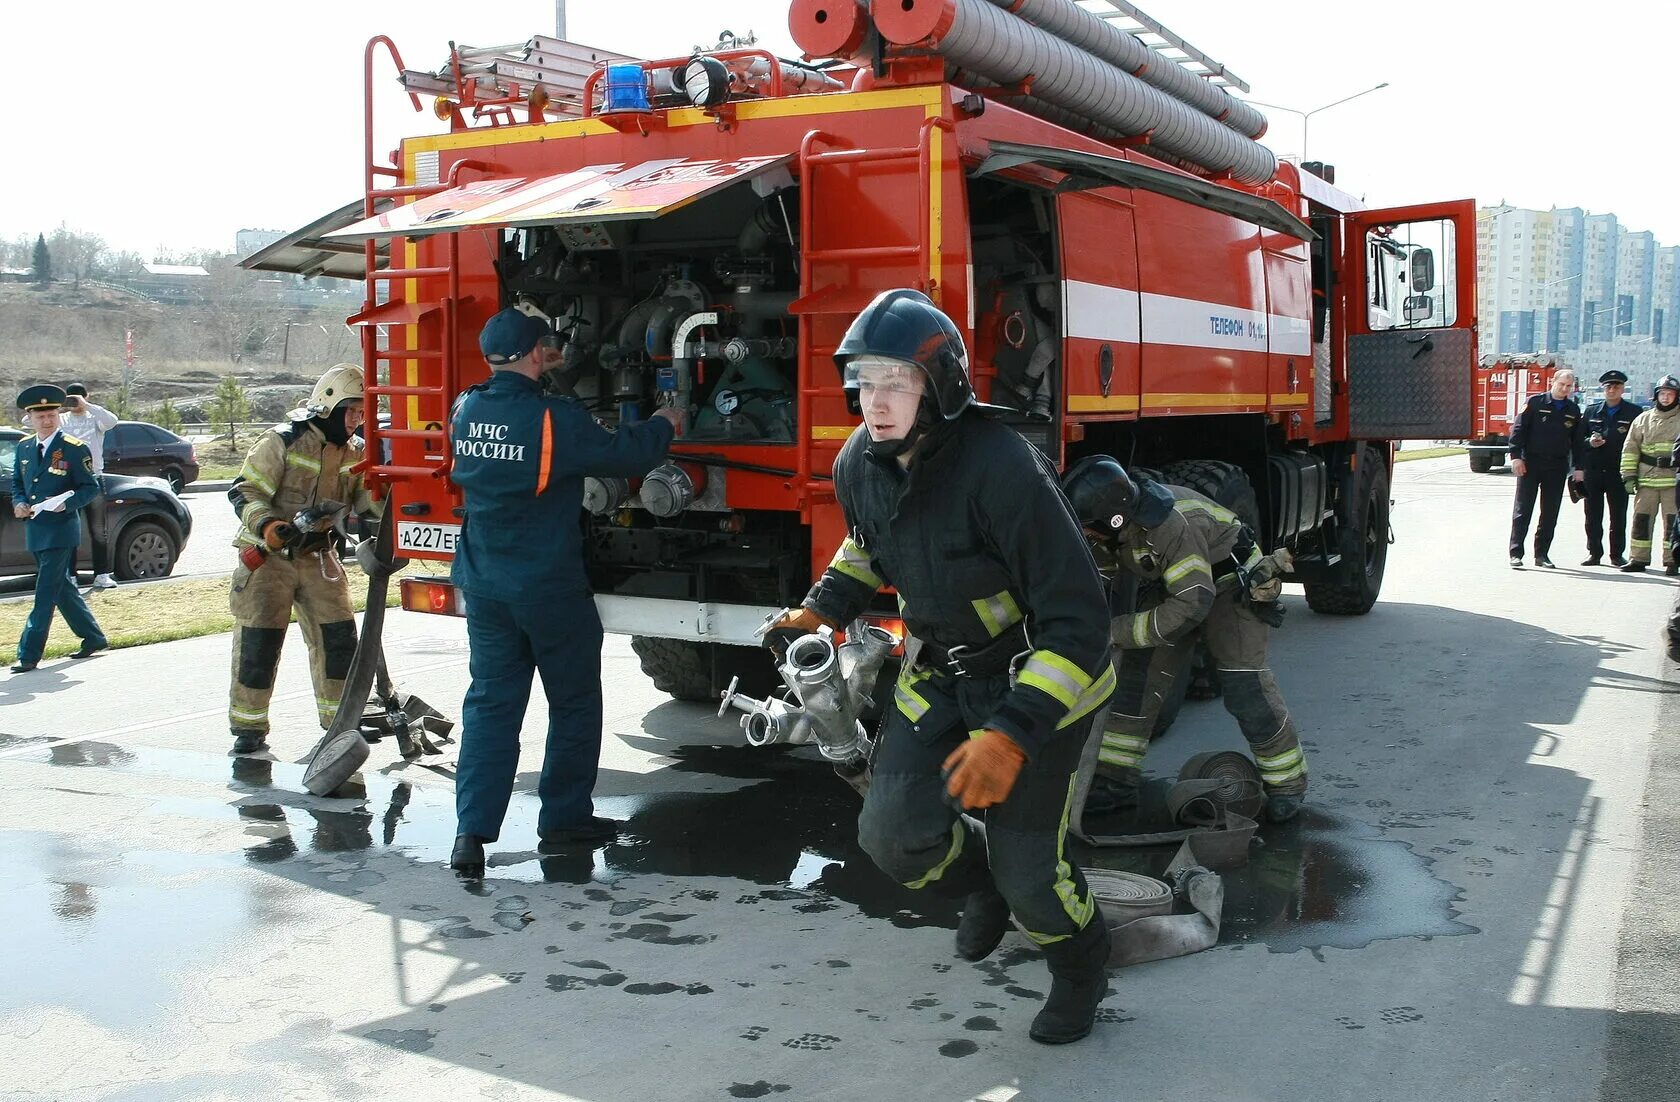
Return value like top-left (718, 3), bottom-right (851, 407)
top-left (480, 307), bottom-right (551, 366)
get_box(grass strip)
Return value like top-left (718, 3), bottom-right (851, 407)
top-left (0, 569), bottom-right (440, 664)
top-left (1395, 446), bottom-right (1467, 462)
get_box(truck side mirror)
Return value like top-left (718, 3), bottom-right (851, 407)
top-left (1410, 247), bottom-right (1436, 293)
top-left (1403, 294), bottom-right (1434, 322)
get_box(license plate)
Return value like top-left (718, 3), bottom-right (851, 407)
top-left (395, 522), bottom-right (461, 554)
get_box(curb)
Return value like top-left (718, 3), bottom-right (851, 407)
top-left (183, 480), bottom-right (234, 495)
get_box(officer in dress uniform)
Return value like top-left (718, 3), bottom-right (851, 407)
top-left (1507, 368), bottom-right (1586, 568)
top-left (9, 385), bottom-right (107, 673)
top-left (448, 307), bottom-right (683, 877)
top-left (1579, 369), bottom-right (1641, 566)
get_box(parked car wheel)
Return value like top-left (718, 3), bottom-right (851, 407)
top-left (163, 467), bottom-right (187, 493)
top-left (114, 520), bottom-right (179, 580)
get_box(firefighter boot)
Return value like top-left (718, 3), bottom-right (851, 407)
top-left (231, 728), bottom-right (268, 754)
top-left (955, 882), bottom-right (1012, 962)
top-left (1266, 794), bottom-right (1305, 823)
top-left (1083, 767), bottom-right (1141, 817)
top-left (450, 835), bottom-right (487, 878)
top-left (1029, 913), bottom-right (1112, 1044)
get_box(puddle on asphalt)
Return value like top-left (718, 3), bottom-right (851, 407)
top-left (1, 733), bottom-right (1474, 954)
top-left (1080, 781), bottom-right (1477, 952)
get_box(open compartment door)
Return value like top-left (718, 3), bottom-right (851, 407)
top-left (324, 155), bottom-right (793, 242)
top-left (1344, 199), bottom-right (1477, 439)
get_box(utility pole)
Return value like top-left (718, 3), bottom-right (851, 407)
top-left (555, 0), bottom-right (567, 39)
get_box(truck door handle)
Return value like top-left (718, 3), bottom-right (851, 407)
top-left (1407, 336), bottom-right (1434, 359)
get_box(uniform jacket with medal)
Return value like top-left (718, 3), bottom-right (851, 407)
top-left (11, 433), bottom-right (101, 552)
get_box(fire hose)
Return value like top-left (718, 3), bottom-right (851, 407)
top-left (1075, 750), bottom-right (1265, 966)
top-left (301, 515), bottom-right (452, 797)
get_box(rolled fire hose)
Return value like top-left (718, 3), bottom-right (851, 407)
top-left (1075, 751), bottom-right (1265, 966)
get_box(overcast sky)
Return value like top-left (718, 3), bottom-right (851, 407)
top-left (5, 0), bottom-right (1674, 256)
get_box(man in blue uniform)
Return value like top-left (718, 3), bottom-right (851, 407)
top-left (1579, 369), bottom-right (1641, 566)
top-left (449, 307), bottom-right (683, 877)
top-left (1508, 368), bottom-right (1585, 568)
top-left (10, 384), bottom-right (107, 673)
top-left (764, 290), bottom-right (1116, 1044)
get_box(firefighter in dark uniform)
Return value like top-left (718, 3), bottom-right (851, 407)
top-left (1579, 369), bottom-right (1641, 566)
top-left (10, 384), bottom-right (107, 673)
top-left (764, 290), bottom-right (1116, 1045)
top-left (1062, 458), bottom-right (1305, 823)
top-left (449, 307), bottom-right (682, 877)
top-left (1508, 368), bottom-right (1585, 568)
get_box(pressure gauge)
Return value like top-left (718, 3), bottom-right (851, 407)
top-left (714, 388), bottom-right (741, 416)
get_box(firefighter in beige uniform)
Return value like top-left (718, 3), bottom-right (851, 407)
top-left (226, 364), bottom-right (379, 753)
top-left (1620, 374), bottom-right (1680, 574)
top-left (1063, 457), bottom-right (1306, 824)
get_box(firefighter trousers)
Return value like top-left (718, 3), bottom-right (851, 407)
top-left (455, 589), bottom-right (604, 842)
top-left (1582, 469), bottom-right (1630, 561)
top-left (1629, 485), bottom-right (1678, 567)
top-left (1096, 587), bottom-right (1307, 797)
top-left (857, 668), bottom-right (1102, 945)
top-left (227, 551), bottom-right (358, 736)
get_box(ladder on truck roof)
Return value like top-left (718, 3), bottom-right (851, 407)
top-left (1078, 0), bottom-right (1250, 92)
top-left (397, 34), bottom-right (633, 122)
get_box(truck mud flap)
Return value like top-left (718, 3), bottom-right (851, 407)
top-left (1347, 328), bottom-right (1472, 440)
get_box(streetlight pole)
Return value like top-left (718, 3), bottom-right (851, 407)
top-left (1244, 82), bottom-right (1391, 162)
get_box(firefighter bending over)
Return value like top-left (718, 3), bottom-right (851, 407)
top-left (1620, 374), bottom-right (1680, 575)
top-left (227, 365), bottom-right (379, 753)
top-left (763, 290), bottom-right (1116, 1044)
top-left (1063, 458), bottom-right (1306, 824)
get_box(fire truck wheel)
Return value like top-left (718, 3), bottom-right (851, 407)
top-left (1157, 460), bottom-right (1262, 530)
top-left (1468, 448), bottom-right (1494, 474)
top-left (1304, 452), bottom-right (1389, 616)
top-left (631, 636), bottom-right (779, 702)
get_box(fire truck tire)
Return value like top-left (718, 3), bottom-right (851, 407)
top-left (631, 636), bottom-right (716, 701)
top-left (1304, 453), bottom-right (1389, 616)
top-left (631, 637), bottom-right (779, 702)
top-left (1468, 448), bottom-right (1494, 474)
top-left (1157, 460), bottom-right (1262, 530)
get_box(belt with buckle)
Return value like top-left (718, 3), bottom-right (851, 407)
top-left (920, 622), bottom-right (1030, 679)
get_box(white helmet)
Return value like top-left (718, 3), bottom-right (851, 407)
top-left (288, 363), bottom-right (364, 420)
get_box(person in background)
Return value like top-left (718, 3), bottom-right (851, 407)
top-left (57, 383), bottom-right (120, 589)
top-left (1578, 370), bottom-right (1641, 567)
top-left (10, 385), bottom-right (107, 673)
top-left (1507, 368), bottom-right (1584, 569)
top-left (1620, 375), bottom-right (1680, 575)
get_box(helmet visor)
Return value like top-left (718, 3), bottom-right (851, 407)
top-left (842, 354), bottom-right (928, 397)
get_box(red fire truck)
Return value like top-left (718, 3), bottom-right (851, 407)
top-left (248, 0), bottom-right (1477, 713)
top-left (1468, 355), bottom-right (1564, 473)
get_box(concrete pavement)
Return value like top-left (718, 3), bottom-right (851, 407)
top-left (1, 455), bottom-right (1676, 1101)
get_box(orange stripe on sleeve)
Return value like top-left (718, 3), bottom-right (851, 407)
top-left (536, 409), bottom-right (553, 495)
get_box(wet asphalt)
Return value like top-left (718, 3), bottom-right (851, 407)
top-left (1, 455), bottom-right (1676, 1101)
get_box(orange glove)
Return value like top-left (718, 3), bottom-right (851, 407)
top-left (262, 519), bottom-right (299, 551)
top-left (760, 606), bottom-right (837, 657)
top-left (942, 730), bottom-right (1027, 810)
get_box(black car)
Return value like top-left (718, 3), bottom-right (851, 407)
top-left (1, 445), bottom-right (193, 580)
top-left (103, 421), bottom-right (201, 492)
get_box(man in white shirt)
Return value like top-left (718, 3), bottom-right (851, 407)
top-left (58, 383), bottom-right (120, 589)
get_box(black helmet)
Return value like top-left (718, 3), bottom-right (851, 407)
top-left (1655, 374), bottom-right (1680, 399)
top-left (1062, 455), bottom-right (1141, 532)
top-left (835, 288), bottom-right (973, 420)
